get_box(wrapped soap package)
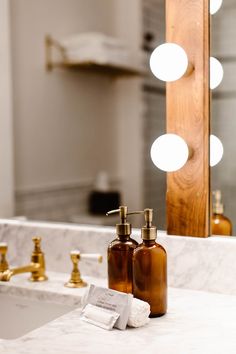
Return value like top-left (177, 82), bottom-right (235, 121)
top-left (81, 284), bottom-right (133, 330)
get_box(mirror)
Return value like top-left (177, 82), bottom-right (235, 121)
top-left (212, 1), bottom-right (236, 234)
top-left (1, 0), bottom-right (167, 228)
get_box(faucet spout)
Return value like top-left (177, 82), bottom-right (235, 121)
top-left (0, 262), bottom-right (43, 281)
top-left (0, 237), bottom-right (48, 282)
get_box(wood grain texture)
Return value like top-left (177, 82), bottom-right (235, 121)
top-left (166, 0), bottom-right (210, 237)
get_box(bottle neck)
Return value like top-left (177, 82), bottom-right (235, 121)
top-left (117, 234), bottom-right (130, 241)
top-left (142, 239), bottom-right (156, 246)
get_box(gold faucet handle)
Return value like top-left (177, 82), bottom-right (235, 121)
top-left (30, 236), bottom-right (48, 282)
top-left (70, 250), bottom-right (81, 268)
top-left (0, 242), bottom-right (9, 272)
top-left (65, 250), bottom-right (86, 289)
top-left (32, 236), bottom-right (42, 253)
top-left (0, 242), bottom-right (8, 255)
top-left (64, 250), bottom-right (103, 288)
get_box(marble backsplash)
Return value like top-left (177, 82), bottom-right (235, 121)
top-left (0, 219), bottom-right (236, 296)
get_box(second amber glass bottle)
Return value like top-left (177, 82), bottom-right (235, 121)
top-left (211, 190), bottom-right (232, 236)
top-left (133, 209), bottom-right (167, 317)
top-left (107, 206), bottom-right (138, 294)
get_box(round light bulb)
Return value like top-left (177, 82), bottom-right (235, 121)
top-left (150, 134), bottom-right (189, 172)
top-left (210, 57), bottom-right (224, 89)
top-left (210, 0), bottom-right (223, 15)
top-left (210, 135), bottom-right (224, 167)
top-left (149, 43), bottom-right (189, 82)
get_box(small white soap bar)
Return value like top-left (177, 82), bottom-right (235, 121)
top-left (81, 304), bottom-right (120, 330)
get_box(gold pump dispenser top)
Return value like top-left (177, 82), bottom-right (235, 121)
top-left (106, 206), bottom-right (142, 236)
top-left (212, 190), bottom-right (224, 214)
top-left (141, 208), bottom-right (157, 241)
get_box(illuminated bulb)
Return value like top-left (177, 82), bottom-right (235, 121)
top-left (210, 0), bottom-right (223, 15)
top-left (150, 134), bottom-right (189, 172)
top-left (210, 57), bottom-right (224, 89)
top-left (210, 135), bottom-right (224, 167)
top-left (150, 43), bottom-right (189, 82)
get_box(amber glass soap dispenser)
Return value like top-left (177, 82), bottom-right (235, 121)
top-left (133, 209), bottom-right (167, 317)
top-left (106, 206), bottom-right (139, 294)
top-left (211, 190), bottom-right (232, 236)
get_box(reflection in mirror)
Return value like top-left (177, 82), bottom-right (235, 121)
top-left (1, 0), bottom-right (167, 228)
top-left (212, 0), bottom-right (235, 235)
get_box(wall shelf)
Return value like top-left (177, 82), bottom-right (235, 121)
top-left (45, 35), bottom-right (143, 77)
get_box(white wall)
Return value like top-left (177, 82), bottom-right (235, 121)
top-left (10, 0), bottom-right (147, 220)
top-left (10, 0), bottom-right (119, 192)
top-left (112, 0), bottom-right (144, 211)
top-left (0, 0), bottom-right (14, 217)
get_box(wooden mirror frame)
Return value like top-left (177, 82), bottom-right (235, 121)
top-left (166, 0), bottom-right (210, 237)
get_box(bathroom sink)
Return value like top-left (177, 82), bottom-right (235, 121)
top-left (0, 293), bottom-right (76, 340)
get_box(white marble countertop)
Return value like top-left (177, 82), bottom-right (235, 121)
top-left (1, 272), bottom-right (236, 354)
top-left (2, 219), bottom-right (236, 296)
top-left (0, 271), bottom-right (107, 306)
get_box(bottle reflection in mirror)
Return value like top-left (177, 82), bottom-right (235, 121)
top-left (211, 190), bottom-right (232, 236)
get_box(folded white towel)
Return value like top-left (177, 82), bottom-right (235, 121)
top-left (64, 46), bottom-right (128, 66)
top-left (59, 32), bottom-right (143, 72)
top-left (128, 298), bottom-right (150, 328)
top-left (61, 32), bottom-right (126, 50)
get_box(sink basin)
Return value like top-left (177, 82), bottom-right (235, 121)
top-left (0, 293), bottom-right (76, 340)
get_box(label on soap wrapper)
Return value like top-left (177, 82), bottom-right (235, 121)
top-left (81, 284), bottom-right (133, 330)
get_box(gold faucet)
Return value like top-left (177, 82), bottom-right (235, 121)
top-left (0, 237), bottom-right (48, 282)
top-left (65, 250), bottom-right (102, 288)
top-left (0, 243), bottom-right (9, 272)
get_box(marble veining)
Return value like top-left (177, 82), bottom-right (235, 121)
top-left (1, 274), bottom-right (236, 354)
top-left (0, 272), bottom-right (107, 306)
top-left (0, 219), bottom-right (236, 296)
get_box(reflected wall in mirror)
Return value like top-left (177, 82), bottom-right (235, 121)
top-left (0, 0), bottom-right (167, 228)
top-left (212, 0), bottom-right (236, 234)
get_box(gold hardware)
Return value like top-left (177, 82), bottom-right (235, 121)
top-left (141, 208), bottom-right (157, 241)
top-left (0, 243), bottom-right (9, 272)
top-left (45, 34), bottom-right (68, 71)
top-left (65, 251), bottom-right (102, 289)
top-left (29, 237), bottom-right (48, 282)
top-left (107, 206), bottom-right (157, 240)
top-left (212, 190), bottom-right (224, 214)
top-left (65, 251), bottom-right (87, 289)
top-left (106, 206), bottom-right (144, 236)
top-left (0, 237), bottom-right (48, 282)
top-left (106, 206), bottom-right (143, 220)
